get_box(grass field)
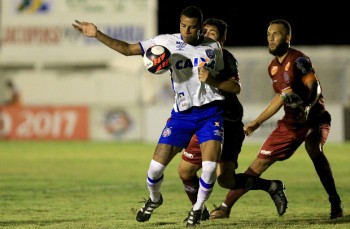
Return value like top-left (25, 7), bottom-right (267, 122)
top-left (0, 141), bottom-right (349, 228)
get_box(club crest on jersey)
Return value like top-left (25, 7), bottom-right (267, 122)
top-left (283, 72), bottom-right (290, 83)
top-left (205, 49), bottom-right (215, 59)
top-left (161, 127), bottom-right (172, 137)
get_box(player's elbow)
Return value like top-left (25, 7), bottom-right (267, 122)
top-left (230, 81), bottom-right (241, 94)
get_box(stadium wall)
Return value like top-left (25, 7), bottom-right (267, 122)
top-left (1, 1), bottom-right (349, 142)
top-left (0, 47), bottom-right (349, 142)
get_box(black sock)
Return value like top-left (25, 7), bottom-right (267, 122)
top-left (234, 173), bottom-right (271, 191)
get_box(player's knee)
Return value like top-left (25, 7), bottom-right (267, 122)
top-left (178, 169), bottom-right (194, 181)
top-left (201, 161), bottom-right (217, 184)
top-left (178, 162), bottom-right (200, 181)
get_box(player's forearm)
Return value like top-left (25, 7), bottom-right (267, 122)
top-left (95, 30), bottom-right (131, 56)
top-left (256, 95), bottom-right (283, 124)
top-left (305, 80), bottom-right (321, 108)
top-left (205, 76), bottom-right (241, 94)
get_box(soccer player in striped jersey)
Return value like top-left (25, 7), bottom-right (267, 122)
top-left (73, 6), bottom-right (226, 226)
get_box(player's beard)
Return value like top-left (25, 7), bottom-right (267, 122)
top-left (269, 41), bottom-right (289, 57)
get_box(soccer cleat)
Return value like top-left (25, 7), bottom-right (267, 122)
top-left (201, 206), bottom-right (210, 221)
top-left (329, 196), bottom-right (343, 219)
top-left (209, 204), bottom-right (230, 219)
top-left (183, 205), bottom-right (209, 222)
top-left (269, 180), bottom-right (288, 216)
top-left (136, 194), bottom-right (163, 222)
top-left (186, 208), bottom-right (202, 227)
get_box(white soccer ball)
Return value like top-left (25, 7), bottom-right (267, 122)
top-left (143, 45), bottom-right (171, 74)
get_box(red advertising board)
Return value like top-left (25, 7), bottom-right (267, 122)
top-left (0, 106), bottom-right (89, 140)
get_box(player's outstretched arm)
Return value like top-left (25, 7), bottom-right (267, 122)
top-left (72, 20), bottom-right (142, 56)
top-left (72, 20), bottom-right (98, 37)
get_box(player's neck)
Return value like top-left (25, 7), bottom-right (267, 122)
top-left (193, 35), bottom-right (204, 46)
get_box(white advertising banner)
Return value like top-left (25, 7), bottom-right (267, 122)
top-left (0, 0), bottom-right (157, 63)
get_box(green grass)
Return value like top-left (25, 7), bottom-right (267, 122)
top-left (0, 141), bottom-right (349, 228)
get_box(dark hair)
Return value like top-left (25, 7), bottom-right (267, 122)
top-left (269, 19), bottom-right (292, 35)
top-left (180, 6), bottom-right (203, 24)
top-left (203, 18), bottom-right (228, 39)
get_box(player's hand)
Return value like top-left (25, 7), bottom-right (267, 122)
top-left (198, 66), bottom-right (210, 83)
top-left (280, 91), bottom-right (303, 108)
top-left (243, 121), bottom-right (260, 136)
top-left (296, 105), bottom-right (311, 123)
top-left (72, 20), bottom-right (98, 37)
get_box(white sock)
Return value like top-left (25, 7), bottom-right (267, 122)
top-left (147, 159), bottom-right (166, 201)
top-left (192, 161), bottom-right (217, 211)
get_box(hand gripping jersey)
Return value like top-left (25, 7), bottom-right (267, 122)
top-left (140, 34), bottom-right (225, 112)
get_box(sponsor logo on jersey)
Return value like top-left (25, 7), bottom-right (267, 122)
top-left (176, 41), bottom-right (187, 50)
top-left (285, 62), bottom-right (290, 71)
top-left (175, 57), bottom-right (210, 70)
top-left (271, 66), bottom-right (278, 75)
top-left (183, 151), bottom-right (194, 159)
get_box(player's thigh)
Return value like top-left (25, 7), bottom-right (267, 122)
top-left (153, 143), bottom-right (182, 166)
top-left (305, 122), bottom-right (330, 157)
top-left (158, 116), bottom-right (196, 148)
top-left (259, 120), bottom-right (305, 160)
top-left (200, 140), bottom-right (222, 161)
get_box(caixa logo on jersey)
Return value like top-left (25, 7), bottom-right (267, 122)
top-left (174, 56), bottom-right (216, 70)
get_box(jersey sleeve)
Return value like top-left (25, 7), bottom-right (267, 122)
top-left (295, 56), bottom-right (315, 75)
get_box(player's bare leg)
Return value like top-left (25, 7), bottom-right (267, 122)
top-left (305, 137), bottom-right (343, 219)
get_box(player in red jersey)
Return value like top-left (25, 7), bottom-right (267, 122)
top-left (210, 19), bottom-right (343, 220)
top-left (178, 18), bottom-right (288, 222)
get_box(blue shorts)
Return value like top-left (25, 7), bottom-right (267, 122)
top-left (158, 101), bottom-right (224, 148)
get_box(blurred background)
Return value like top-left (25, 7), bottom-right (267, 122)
top-left (0, 0), bottom-right (349, 142)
